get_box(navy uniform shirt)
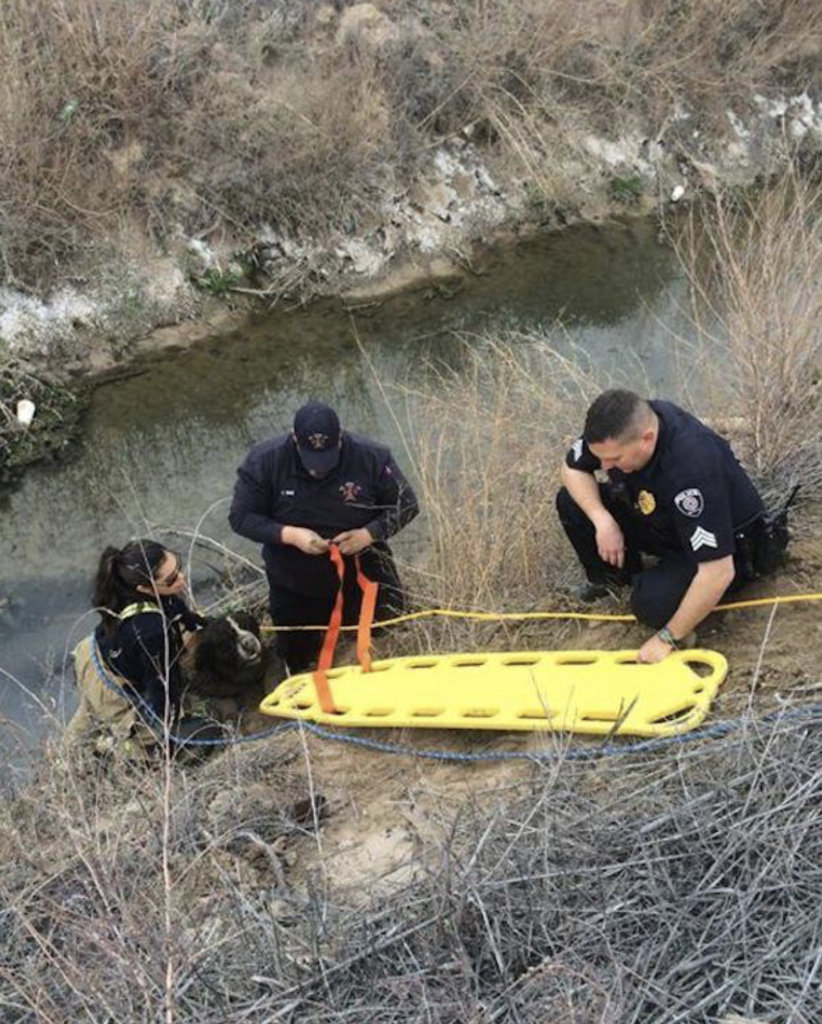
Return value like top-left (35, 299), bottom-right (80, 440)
top-left (229, 431), bottom-right (420, 596)
top-left (565, 400), bottom-right (764, 563)
top-left (95, 595), bottom-right (201, 721)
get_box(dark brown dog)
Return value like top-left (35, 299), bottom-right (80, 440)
top-left (188, 611), bottom-right (285, 707)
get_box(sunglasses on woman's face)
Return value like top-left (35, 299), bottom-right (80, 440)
top-left (156, 555), bottom-right (183, 588)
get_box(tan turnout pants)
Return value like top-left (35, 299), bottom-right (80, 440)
top-left (65, 636), bottom-right (159, 757)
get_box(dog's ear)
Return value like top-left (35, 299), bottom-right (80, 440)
top-left (193, 619), bottom-right (232, 672)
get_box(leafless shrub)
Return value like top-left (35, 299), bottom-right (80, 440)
top-left (382, 334), bottom-right (608, 656)
top-left (5, 707), bottom-right (821, 1021)
top-left (678, 172), bottom-right (822, 521)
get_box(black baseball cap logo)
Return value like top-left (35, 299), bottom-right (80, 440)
top-left (307, 432), bottom-right (329, 450)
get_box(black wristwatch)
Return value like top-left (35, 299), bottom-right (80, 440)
top-left (656, 626), bottom-right (678, 648)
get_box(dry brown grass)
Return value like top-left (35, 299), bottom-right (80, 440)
top-left (178, 50), bottom-right (397, 240)
top-left (380, 335), bottom-right (608, 656)
top-left (427, 0), bottom-right (600, 206)
top-left (425, 0), bottom-right (818, 206)
top-left (3, 700), bottom-right (822, 1021)
top-left (598, 0), bottom-right (819, 119)
top-left (0, 0), bottom-right (817, 290)
top-left (0, 0), bottom-right (391, 287)
top-left (0, 0), bottom-right (210, 285)
top-left (0, 729), bottom-right (317, 1022)
top-left (677, 172), bottom-right (822, 523)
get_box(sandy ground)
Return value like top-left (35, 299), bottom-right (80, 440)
top-left (226, 537), bottom-right (822, 903)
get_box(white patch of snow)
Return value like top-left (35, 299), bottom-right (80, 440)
top-left (0, 287), bottom-right (100, 353)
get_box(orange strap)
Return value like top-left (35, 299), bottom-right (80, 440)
top-left (312, 545), bottom-right (379, 713)
top-left (313, 546), bottom-right (345, 714)
top-left (355, 555), bottom-right (379, 673)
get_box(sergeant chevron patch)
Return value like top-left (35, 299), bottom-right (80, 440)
top-left (690, 526), bottom-right (718, 551)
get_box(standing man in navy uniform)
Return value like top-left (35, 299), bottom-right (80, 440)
top-left (230, 401), bottom-right (419, 673)
top-left (557, 389), bottom-right (774, 663)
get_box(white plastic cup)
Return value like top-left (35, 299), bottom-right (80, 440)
top-left (16, 399), bottom-right (36, 427)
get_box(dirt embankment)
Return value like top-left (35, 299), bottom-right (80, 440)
top-left (1, 0), bottom-right (820, 376)
top-left (1, 0), bottom-right (820, 481)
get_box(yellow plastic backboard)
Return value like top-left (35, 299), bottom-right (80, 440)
top-left (260, 649), bottom-right (728, 737)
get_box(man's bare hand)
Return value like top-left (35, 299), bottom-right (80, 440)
top-left (281, 526), bottom-right (329, 555)
top-left (593, 514), bottom-right (625, 569)
top-left (332, 528), bottom-right (373, 555)
top-left (637, 634), bottom-right (673, 664)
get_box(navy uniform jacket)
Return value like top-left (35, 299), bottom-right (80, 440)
top-left (565, 400), bottom-right (764, 564)
top-left (229, 431), bottom-right (420, 596)
top-left (95, 595), bottom-right (200, 721)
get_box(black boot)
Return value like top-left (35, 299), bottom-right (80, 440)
top-left (572, 571), bottom-right (632, 604)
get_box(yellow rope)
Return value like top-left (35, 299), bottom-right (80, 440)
top-left (259, 591), bottom-right (822, 632)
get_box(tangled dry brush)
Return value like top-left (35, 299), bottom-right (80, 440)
top-left (1, 0), bottom-right (818, 288)
top-left (2, 706), bottom-right (822, 1023)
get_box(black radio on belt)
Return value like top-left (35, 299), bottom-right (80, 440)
top-left (735, 485), bottom-right (798, 581)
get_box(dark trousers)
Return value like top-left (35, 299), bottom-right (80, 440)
top-left (269, 558), bottom-right (405, 673)
top-left (556, 487), bottom-right (745, 630)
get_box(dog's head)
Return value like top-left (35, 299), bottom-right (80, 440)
top-left (226, 610), bottom-right (262, 667)
top-left (188, 610), bottom-right (285, 703)
top-left (193, 612), bottom-right (262, 675)
top-left (225, 612), bottom-right (262, 665)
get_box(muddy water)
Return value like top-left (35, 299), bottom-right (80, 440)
top-left (0, 218), bottom-right (694, 755)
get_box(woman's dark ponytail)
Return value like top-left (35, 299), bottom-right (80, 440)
top-left (93, 539), bottom-right (167, 636)
top-left (93, 545), bottom-right (122, 624)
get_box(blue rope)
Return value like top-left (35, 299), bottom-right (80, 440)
top-left (298, 703), bottom-right (822, 763)
top-left (85, 634), bottom-right (822, 760)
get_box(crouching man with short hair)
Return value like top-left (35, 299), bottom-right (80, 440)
top-left (557, 389), bottom-right (775, 663)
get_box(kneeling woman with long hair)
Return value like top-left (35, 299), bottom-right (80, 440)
top-left (68, 539), bottom-right (216, 756)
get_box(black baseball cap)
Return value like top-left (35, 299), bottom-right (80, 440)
top-left (293, 402), bottom-right (342, 474)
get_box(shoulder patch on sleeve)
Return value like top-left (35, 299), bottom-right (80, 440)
top-left (674, 488), bottom-right (705, 518)
top-left (690, 526), bottom-right (718, 551)
top-left (571, 438), bottom-right (584, 462)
